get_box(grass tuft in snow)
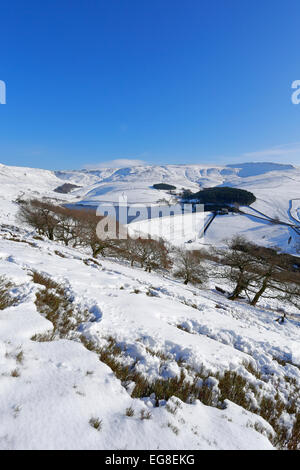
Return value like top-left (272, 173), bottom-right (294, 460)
top-left (32, 271), bottom-right (90, 340)
top-left (145, 347), bottom-right (171, 362)
top-left (54, 250), bottom-right (67, 258)
top-left (11, 368), bottom-right (20, 378)
top-left (167, 421), bottom-right (179, 435)
top-left (78, 327), bottom-right (300, 450)
top-left (0, 276), bottom-right (18, 310)
top-left (218, 371), bottom-right (249, 409)
top-left (242, 360), bottom-right (263, 380)
top-left (89, 417), bottom-right (102, 431)
top-left (15, 350), bottom-right (24, 364)
top-left (165, 403), bottom-right (178, 415)
top-left (176, 324), bottom-right (191, 334)
top-left (31, 271), bottom-right (62, 291)
top-left (125, 406), bottom-right (134, 417)
top-left (287, 413), bottom-right (300, 450)
top-left (140, 410), bottom-right (152, 420)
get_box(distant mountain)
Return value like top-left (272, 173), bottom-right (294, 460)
top-left (226, 162), bottom-right (294, 178)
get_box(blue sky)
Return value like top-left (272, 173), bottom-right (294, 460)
top-left (1, 0), bottom-right (300, 170)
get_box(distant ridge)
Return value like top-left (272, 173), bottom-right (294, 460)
top-left (226, 162), bottom-right (294, 178)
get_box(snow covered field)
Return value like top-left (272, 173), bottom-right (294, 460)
top-left (128, 211), bottom-right (208, 246)
top-left (0, 161), bottom-right (299, 450)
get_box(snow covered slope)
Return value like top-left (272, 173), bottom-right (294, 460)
top-left (0, 163), bottom-right (74, 225)
top-left (0, 227), bottom-right (292, 450)
top-left (0, 161), bottom-right (299, 449)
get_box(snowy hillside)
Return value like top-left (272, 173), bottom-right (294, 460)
top-left (0, 160), bottom-right (299, 449)
top-left (1, 224), bottom-right (299, 450)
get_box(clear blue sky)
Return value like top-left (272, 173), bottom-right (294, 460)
top-left (1, 0), bottom-right (300, 170)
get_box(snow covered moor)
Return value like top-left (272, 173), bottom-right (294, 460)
top-left (0, 162), bottom-right (299, 450)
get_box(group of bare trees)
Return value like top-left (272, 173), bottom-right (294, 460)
top-left (18, 199), bottom-right (172, 271)
top-left (18, 200), bottom-right (300, 309)
top-left (116, 237), bottom-right (171, 272)
top-left (18, 200), bottom-right (111, 256)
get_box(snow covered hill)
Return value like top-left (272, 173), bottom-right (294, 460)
top-left (0, 161), bottom-right (299, 450)
top-left (0, 225), bottom-right (295, 451)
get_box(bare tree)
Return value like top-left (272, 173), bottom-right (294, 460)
top-left (116, 238), bottom-right (141, 266)
top-left (245, 246), bottom-right (300, 307)
top-left (144, 238), bottom-right (171, 273)
top-left (212, 236), bottom-right (258, 300)
top-left (120, 237), bottom-right (171, 272)
top-left (18, 200), bottom-right (45, 235)
top-left (50, 206), bottom-right (83, 246)
top-left (18, 200), bottom-right (60, 240)
top-left (174, 248), bottom-right (207, 285)
top-left (77, 210), bottom-right (115, 257)
top-left (216, 236), bottom-right (300, 308)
